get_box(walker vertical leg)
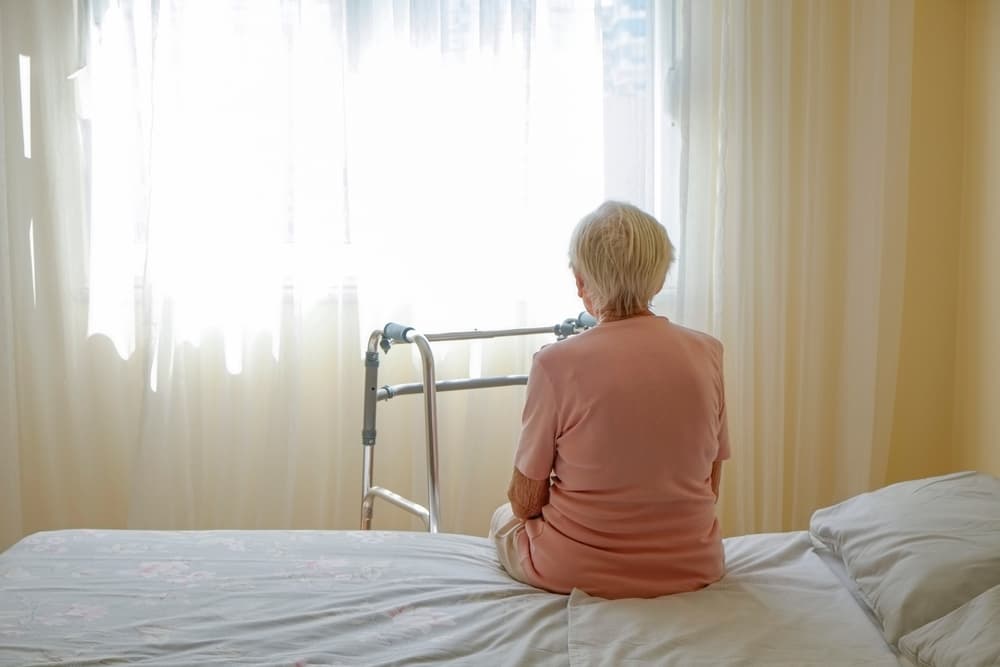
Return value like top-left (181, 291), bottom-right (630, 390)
top-left (361, 331), bottom-right (381, 529)
top-left (412, 334), bottom-right (441, 533)
top-left (361, 445), bottom-right (375, 530)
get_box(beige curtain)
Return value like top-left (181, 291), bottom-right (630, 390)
top-left (674, 0), bottom-right (915, 535)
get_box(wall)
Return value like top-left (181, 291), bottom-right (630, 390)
top-left (887, 0), bottom-right (965, 483)
top-left (952, 0), bottom-right (1000, 476)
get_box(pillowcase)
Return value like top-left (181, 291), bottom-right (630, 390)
top-left (809, 471), bottom-right (1000, 644)
top-left (898, 584), bottom-right (1000, 667)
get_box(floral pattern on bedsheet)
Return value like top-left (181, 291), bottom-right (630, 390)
top-left (0, 529), bottom-right (569, 666)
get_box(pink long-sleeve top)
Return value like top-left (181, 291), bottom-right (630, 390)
top-left (512, 315), bottom-right (730, 599)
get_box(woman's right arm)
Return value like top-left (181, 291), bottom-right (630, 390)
top-left (711, 460), bottom-right (723, 502)
top-left (712, 340), bottom-right (729, 504)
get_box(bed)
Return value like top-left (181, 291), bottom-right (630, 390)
top-left (1, 472), bottom-right (998, 666)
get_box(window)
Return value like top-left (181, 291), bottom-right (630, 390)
top-left (80, 0), bottom-right (676, 361)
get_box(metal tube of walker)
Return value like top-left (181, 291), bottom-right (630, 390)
top-left (377, 375), bottom-right (528, 401)
top-left (411, 332), bottom-right (441, 533)
top-left (425, 326), bottom-right (555, 342)
top-left (360, 330), bottom-right (382, 530)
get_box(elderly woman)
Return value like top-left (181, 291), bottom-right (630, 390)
top-left (489, 201), bottom-right (730, 599)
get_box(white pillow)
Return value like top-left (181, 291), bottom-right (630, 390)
top-left (898, 584), bottom-right (1000, 667)
top-left (809, 471), bottom-right (1000, 644)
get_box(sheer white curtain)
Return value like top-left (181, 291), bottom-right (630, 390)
top-left (1, 0), bottom-right (661, 547)
top-left (674, 0), bottom-right (915, 534)
top-left (84, 0), bottom-right (621, 361)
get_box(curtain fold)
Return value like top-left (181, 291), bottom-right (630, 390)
top-left (676, 0), bottom-right (914, 534)
top-left (0, 4), bottom-right (22, 550)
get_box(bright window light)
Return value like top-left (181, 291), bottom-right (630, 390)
top-left (83, 1), bottom-right (661, 373)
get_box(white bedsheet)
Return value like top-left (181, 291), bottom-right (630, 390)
top-left (0, 529), bottom-right (914, 666)
top-left (567, 531), bottom-right (909, 667)
top-left (0, 529), bottom-right (568, 666)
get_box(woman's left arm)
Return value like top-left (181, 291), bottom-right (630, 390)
top-left (509, 353), bottom-right (558, 520)
top-left (508, 468), bottom-right (550, 519)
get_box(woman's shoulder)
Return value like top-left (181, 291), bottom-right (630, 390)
top-left (530, 327), bottom-right (602, 374)
top-left (664, 319), bottom-right (724, 352)
top-left (532, 334), bottom-right (584, 363)
top-left (533, 316), bottom-right (723, 368)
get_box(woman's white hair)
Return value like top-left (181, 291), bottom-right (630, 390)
top-left (568, 201), bottom-right (674, 320)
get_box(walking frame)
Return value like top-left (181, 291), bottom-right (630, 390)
top-left (361, 313), bottom-right (597, 533)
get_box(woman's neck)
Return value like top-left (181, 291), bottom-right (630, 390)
top-left (599, 308), bottom-right (654, 324)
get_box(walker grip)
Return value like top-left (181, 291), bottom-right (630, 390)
top-left (577, 312), bottom-right (598, 329)
top-left (383, 322), bottom-right (414, 343)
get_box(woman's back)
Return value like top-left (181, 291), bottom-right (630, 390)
top-left (514, 315), bottom-right (729, 599)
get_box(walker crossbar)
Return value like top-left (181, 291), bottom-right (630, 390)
top-left (378, 375), bottom-right (528, 401)
top-left (361, 313), bottom-right (595, 533)
top-left (424, 326), bottom-right (554, 342)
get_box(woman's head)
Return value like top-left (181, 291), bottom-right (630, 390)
top-left (568, 201), bottom-right (674, 321)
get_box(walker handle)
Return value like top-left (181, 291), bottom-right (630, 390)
top-left (577, 312), bottom-right (598, 329)
top-left (383, 322), bottom-right (414, 343)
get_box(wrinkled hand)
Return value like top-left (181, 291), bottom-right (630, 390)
top-left (508, 467), bottom-right (550, 519)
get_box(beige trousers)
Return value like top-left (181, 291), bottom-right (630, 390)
top-left (489, 502), bottom-right (532, 585)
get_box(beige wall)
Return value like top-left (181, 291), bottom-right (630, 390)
top-left (953, 0), bottom-right (1000, 476)
top-left (890, 0), bottom-right (1000, 481)
top-left (887, 0), bottom-right (966, 483)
